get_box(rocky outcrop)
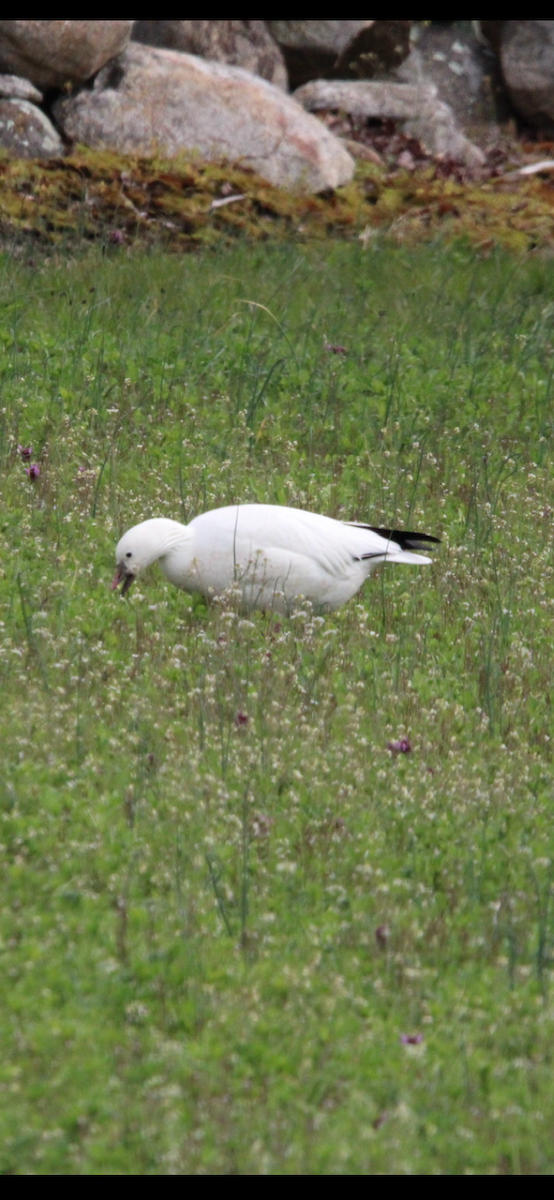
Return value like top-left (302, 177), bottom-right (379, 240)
top-left (396, 24), bottom-right (509, 140)
top-left (53, 43), bottom-right (355, 193)
top-left (268, 21), bottom-right (412, 88)
top-left (0, 98), bottom-right (62, 157)
top-left (494, 21), bottom-right (554, 132)
top-left (0, 20), bottom-right (549, 192)
top-left (133, 20), bottom-right (287, 90)
top-left (295, 79), bottom-right (485, 169)
top-left (267, 21), bottom-right (372, 88)
top-left (0, 20), bottom-right (133, 91)
top-left (0, 73), bottom-right (42, 103)
top-left (335, 21), bottom-right (412, 79)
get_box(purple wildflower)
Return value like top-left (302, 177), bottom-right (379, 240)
top-left (375, 924), bottom-right (390, 949)
top-left (235, 711), bottom-right (249, 727)
top-left (25, 464), bottom-right (41, 480)
top-left (324, 343), bottom-right (348, 354)
top-left (400, 1033), bottom-right (423, 1045)
top-left (388, 737), bottom-right (412, 754)
top-left (109, 229), bottom-right (126, 245)
top-left (18, 445), bottom-right (32, 461)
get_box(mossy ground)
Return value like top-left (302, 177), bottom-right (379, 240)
top-left (2, 142), bottom-right (554, 254)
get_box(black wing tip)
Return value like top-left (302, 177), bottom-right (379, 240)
top-left (367, 527), bottom-right (441, 551)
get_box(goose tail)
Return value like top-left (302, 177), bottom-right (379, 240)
top-left (390, 549), bottom-right (433, 565)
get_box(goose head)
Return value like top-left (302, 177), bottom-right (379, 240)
top-left (112, 518), bottom-right (189, 595)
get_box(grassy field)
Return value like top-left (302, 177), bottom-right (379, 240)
top-left (2, 238), bottom-right (554, 1173)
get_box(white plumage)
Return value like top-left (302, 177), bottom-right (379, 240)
top-left (112, 504), bottom-right (439, 614)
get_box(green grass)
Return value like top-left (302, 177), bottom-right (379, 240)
top-left (2, 238), bottom-right (554, 1173)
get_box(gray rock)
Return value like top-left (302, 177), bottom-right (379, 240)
top-left (498, 21), bottom-right (554, 131)
top-left (133, 20), bottom-right (287, 90)
top-left (0, 20), bottom-right (133, 90)
top-left (268, 21), bottom-right (411, 88)
top-left (397, 23), bottom-right (509, 141)
top-left (267, 20), bottom-right (372, 87)
top-left (294, 79), bottom-right (485, 169)
top-left (0, 72), bottom-right (42, 102)
top-left (53, 43), bottom-right (354, 193)
top-left (0, 98), bottom-right (62, 157)
top-left (335, 21), bottom-right (412, 79)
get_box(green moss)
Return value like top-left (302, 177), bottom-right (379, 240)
top-left (0, 147), bottom-right (554, 253)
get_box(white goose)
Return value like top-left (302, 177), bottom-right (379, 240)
top-left (112, 504), bottom-right (439, 615)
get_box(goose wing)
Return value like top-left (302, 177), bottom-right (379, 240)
top-left (191, 505), bottom-right (431, 578)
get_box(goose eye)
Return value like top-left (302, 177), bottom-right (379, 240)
top-left (126, 552), bottom-right (132, 558)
